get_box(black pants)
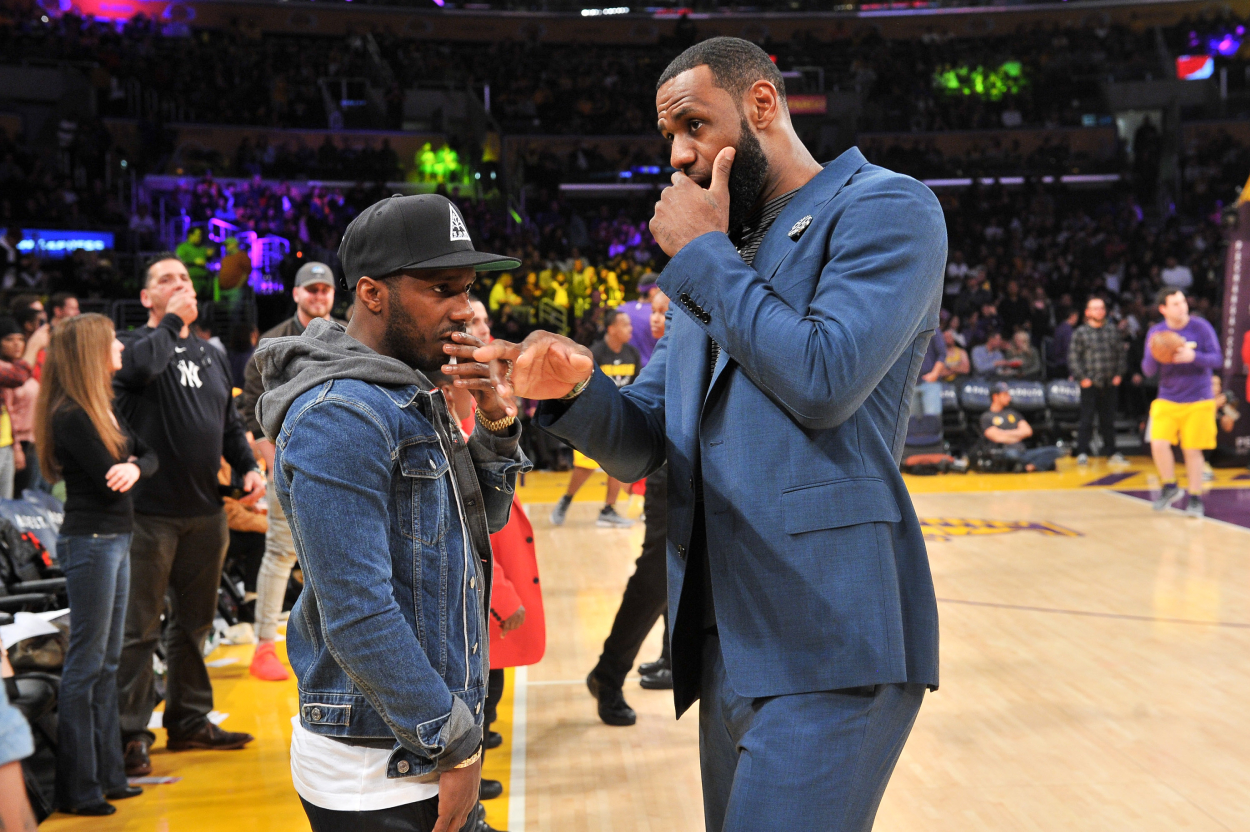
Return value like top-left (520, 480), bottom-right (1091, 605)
top-left (300, 796), bottom-right (483, 832)
top-left (117, 511), bottom-right (229, 744)
top-left (592, 466), bottom-right (670, 691)
top-left (484, 668), bottom-right (505, 729)
top-left (1077, 384), bottom-right (1118, 456)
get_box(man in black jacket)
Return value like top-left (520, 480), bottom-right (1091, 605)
top-left (114, 253), bottom-right (265, 776)
top-left (237, 261), bottom-right (340, 682)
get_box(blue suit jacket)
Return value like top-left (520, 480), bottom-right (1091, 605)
top-left (538, 148), bottom-right (945, 715)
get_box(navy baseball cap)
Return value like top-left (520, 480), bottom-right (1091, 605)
top-left (337, 194), bottom-right (520, 292)
top-left (991, 381), bottom-right (1011, 395)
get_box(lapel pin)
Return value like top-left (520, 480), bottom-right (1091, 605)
top-left (788, 215), bottom-right (813, 240)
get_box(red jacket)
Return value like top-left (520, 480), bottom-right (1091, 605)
top-left (488, 498), bottom-right (546, 668)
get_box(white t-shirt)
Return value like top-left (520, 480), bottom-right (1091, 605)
top-left (290, 718), bottom-right (439, 811)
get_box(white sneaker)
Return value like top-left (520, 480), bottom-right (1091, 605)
top-left (549, 495), bottom-right (572, 526)
top-left (1076, 454), bottom-right (1089, 466)
top-left (1109, 453), bottom-right (1127, 466)
top-left (596, 506), bottom-right (634, 528)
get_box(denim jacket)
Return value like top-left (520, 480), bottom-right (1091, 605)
top-left (255, 319), bottom-right (529, 780)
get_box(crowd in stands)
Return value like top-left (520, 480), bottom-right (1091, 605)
top-left (3, 11), bottom-right (1217, 138)
top-left (925, 173), bottom-right (1232, 435)
top-left (0, 123), bottom-right (124, 230)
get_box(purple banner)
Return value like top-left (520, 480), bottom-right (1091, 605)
top-left (1219, 199), bottom-right (1250, 460)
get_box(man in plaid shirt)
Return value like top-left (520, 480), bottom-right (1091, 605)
top-left (1069, 296), bottom-right (1127, 465)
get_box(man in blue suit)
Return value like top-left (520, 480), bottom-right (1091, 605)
top-left (473, 37), bottom-right (944, 832)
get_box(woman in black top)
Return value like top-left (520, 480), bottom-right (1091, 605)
top-left (34, 314), bottom-right (158, 816)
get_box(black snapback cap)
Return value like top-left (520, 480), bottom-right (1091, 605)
top-left (337, 194), bottom-right (520, 292)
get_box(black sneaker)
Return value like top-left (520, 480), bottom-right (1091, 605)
top-left (639, 668), bottom-right (673, 690)
top-left (480, 778), bottom-right (504, 800)
top-left (1186, 494), bottom-right (1204, 519)
top-left (484, 730), bottom-right (503, 750)
top-left (1152, 482), bottom-right (1182, 511)
top-left (638, 657), bottom-right (670, 676)
top-left (586, 672), bottom-right (636, 726)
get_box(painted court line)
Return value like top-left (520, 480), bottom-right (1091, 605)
top-left (509, 665), bottom-right (528, 832)
top-left (938, 597), bottom-right (1250, 628)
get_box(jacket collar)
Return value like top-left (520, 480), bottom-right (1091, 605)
top-left (751, 146), bottom-right (869, 282)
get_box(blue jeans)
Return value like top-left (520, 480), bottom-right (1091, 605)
top-left (910, 380), bottom-right (944, 417)
top-left (56, 533), bottom-right (132, 810)
top-left (699, 635), bottom-right (924, 832)
top-left (1001, 445), bottom-right (1065, 471)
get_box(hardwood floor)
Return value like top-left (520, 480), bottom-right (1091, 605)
top-left (42, 474), bottom-right (1250, 831)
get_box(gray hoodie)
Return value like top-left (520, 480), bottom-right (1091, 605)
top-left (254, 317), bottom-right (435, 442)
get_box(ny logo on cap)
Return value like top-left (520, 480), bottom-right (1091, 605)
top-left (450, 205), bottom-right (470, 242)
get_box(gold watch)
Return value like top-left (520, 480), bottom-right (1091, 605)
top-left (475, 409), bottom-right (516, 433)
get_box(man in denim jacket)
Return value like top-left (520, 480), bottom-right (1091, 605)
top-left (254, 195), bottom-right (529, 832)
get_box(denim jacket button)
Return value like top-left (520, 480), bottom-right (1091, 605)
top-left (470, 577), bottom-right (476, 589)
top-left (472, 642), bottom-right (478, 653)
top-left (310, 707), bottom-right (322, 721)
top-left (397, 760), bottom-right (410, 774)
top-left (475, 702), bottom-right (481, 714)
top-left (429, 459), bottom-right (436, 469)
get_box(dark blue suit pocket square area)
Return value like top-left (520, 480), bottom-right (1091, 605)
top-left (780, 478), bottom-right (902, 535)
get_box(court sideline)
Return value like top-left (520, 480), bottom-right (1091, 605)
top-left (41, 464), bottom-right (1250, 831)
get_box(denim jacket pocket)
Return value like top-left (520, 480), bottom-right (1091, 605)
top-left (397, 437), bottom-right (450, 546)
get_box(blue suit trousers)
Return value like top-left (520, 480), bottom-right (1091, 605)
top-left (699, 636), bottom-right (924, 832)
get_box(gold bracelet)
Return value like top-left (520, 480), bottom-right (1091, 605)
top-left (453, 748), bottom-right (482, 769)
top-left (475, 409), bottom-right (516, 433)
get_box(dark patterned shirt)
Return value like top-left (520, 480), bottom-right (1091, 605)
top-left (706, 188), bottom-right (801, 376)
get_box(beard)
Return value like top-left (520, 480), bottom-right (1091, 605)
top-left (727, 117), bottom-right (770, 234)
top-left (382, 299), bottom-right (465, 379)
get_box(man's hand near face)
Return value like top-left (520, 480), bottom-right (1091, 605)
top-left (441, 331), bottom-right (523, 422)
top-left (165, 286), bottom-right (199, 327)
top-left (650, 146), bottom-right (735, 257)
top-left (472, 332), bottom-right (595, 401)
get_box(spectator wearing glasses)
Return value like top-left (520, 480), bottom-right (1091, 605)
top-left (113, 254), bottom-right (264, 778)
top-left (36, 314), bottom-right (157, 816)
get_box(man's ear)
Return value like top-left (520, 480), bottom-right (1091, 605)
top-left (355, 276), bottom-right (386, 314)
top-left (139, 288), bottom-right (153, 310)
top-left (745, 80), bottom-right (781, 131)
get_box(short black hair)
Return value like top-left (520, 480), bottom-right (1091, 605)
top-left (143, 252), bottom-right (181, 286)
top-left (49, 291), bottom-right (77, 312)
top-left (607, 309), bottom-right (631, 328)
top-left (8, 294), bottom-right (39, 317)
top-left (1155, 286), bottom-right (1185, 307)
top-left (12, 306), bottom-right (41, 329)
top-left (657, 37), bottom-right (787, 108)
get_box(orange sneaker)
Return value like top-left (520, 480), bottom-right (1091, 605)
top-left (249, 642), bottom-right (290, 681)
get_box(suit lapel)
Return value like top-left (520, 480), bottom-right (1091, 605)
top-left (699, 147), bottom-right (870, 411)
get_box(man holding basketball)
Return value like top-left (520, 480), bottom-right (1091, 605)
top-left (1142, 287), bottom-right (1222, 517)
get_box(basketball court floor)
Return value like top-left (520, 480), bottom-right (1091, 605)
top-left (42, 459), bottom-right (1250, 831)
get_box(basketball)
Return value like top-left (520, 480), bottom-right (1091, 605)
top-left (1150, 330), bottom-right (1187, 364)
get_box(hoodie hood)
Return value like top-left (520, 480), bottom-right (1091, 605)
top-left (254, 317), bottom-right (434, 440)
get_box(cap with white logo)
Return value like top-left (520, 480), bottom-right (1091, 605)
top-left (336, 194), bottom-right (519, 292)
top-left (294, 261), bottom-right (335, 288)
